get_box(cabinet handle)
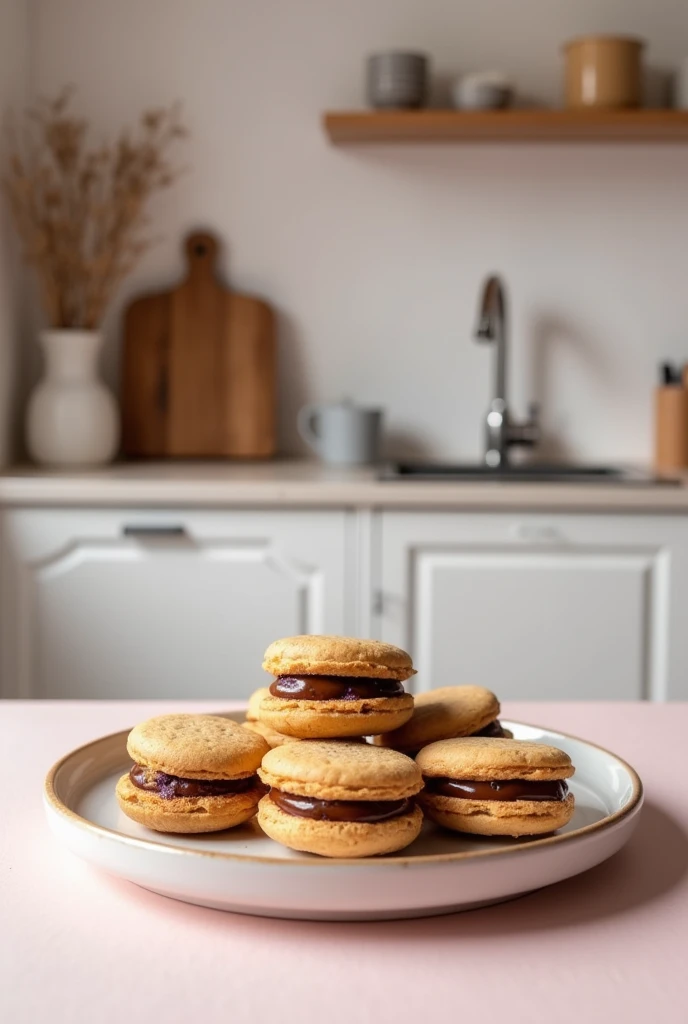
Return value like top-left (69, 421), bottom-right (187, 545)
top-left (123, 525), bottom-right (188, 538)
top-left (512, 523), bottom-right (564, 544)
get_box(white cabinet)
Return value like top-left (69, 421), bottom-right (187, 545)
top-left (3, 500), bottom-right (688, 702)
top-left (377, 511), bottom-right (688, 701)
top-left (0, 508), bottom-right (351, 699)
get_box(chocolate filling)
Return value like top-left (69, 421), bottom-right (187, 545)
top-left (423, 776), bottom-right (569, 802)
top-left (129, 764), bottom-right (257, 801)
top-left (269, 789), bottom-right (413, 823)
top-left (473, 719), bottom-right (507, 738)
top-left (269, 675), bottom-right (405, 701)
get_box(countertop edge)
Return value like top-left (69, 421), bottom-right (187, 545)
top-left (1, 467), bottom-right (688, 512)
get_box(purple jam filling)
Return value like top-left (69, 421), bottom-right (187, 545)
top-left (129, 765), bottom-right (256, 800)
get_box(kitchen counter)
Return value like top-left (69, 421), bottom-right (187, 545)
top-left (1, 459), bottom-right (688, 511)
top-left (2, 699), bottom-right (686, 1024)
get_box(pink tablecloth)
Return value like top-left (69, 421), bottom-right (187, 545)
top-left (1, 701), bottom-right (686, 1024)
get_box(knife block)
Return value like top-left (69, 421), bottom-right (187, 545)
top-left (655, 385), bottom-right (688, 470)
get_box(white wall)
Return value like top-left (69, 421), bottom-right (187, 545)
top-left (27, 0), bottom-right (688, 462)
top-left (0, 0), bottom-right (28, 466)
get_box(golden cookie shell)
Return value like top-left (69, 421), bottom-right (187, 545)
top-left (257, 794), bottom-right (423, 857)
top-left (375, 685), bottom-right (500, 752)
top-left (245, 687), bottom-right (270, 722)
top-left (262, 634), bottom-right (416, 681)
top-left (420, 791), bottom-right (575, 837)
top-left (259, 739), bottom-right (422, 801)
top-left (127, 713), bottom-right (269, 780)
top-left (116, 774), bottom-right (261, 833)
top-left (242, 719), bottom-right (301, 748)
top-left (258, 693), bottom-right (414, 738)
top-left (416, 737), bottom-right (574, 782)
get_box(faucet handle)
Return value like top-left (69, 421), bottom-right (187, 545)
top-left (507, 401), bottom-right (541, 449)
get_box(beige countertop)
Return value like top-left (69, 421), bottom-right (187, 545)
top-left (1, 459), bottom-right (687, 511)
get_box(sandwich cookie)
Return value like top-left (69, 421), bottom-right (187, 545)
top-left (244, 686), bottom-right (300, 747)
top-left (416, 737), bottom-right (575, 837)
top-left (259, 635), bottom-right (415, 738)
top-left (376, 685), bottom-right (509, 754)
top-left (243, 720), bottom-right (365, 749)
top-left (245, 687), bottom-right (270, 722)
top-left (243, 718), bottom-right (300, 748)
top-left (258, 741), bottom-right (423, 857)
top-left (116, 713), bottom-right (269, 833)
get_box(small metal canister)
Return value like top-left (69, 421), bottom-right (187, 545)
top-left (366, 52), bottom-right (429, 109)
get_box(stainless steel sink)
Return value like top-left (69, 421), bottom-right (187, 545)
top-left (380, 462), bottom-right (679, 485)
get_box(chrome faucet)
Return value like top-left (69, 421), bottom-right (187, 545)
top-left (474, 274), bottom-right (540, 467)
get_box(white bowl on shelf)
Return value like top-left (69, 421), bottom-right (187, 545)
top-left (452, 72), bottom-right (514, 110)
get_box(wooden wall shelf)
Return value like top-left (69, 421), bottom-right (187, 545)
top-left (323, 109), bottom-right (688, 144)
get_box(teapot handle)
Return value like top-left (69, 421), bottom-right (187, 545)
top-left (297, 404), bottom-right (323, 455)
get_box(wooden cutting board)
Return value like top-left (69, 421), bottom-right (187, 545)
top-left (121, 231), bottom-right (276, 458)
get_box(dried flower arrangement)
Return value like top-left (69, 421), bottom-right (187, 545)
top-left (3, 88), bottom-right (186, 329)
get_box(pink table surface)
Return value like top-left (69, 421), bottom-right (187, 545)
top-left (1, 701), bottom-right (687, 1024)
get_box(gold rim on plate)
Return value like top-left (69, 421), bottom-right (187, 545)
top-left (44, 720), bottom-right (643, 867)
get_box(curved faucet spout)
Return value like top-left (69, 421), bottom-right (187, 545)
top-left (472, 273), bottom-right (539, 467)
top-left (474, 274), bottom-right (507, 402)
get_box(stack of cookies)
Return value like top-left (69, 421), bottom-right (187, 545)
top-left (256, 634), bottom-right (416, 739)
top-left (116, 633), bottom-right (576, 858)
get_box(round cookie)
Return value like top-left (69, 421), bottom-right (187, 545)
top-left (375, 685), bottom-right (508, 754)
top-left (242, 718), bottom-right (301, 748)
top-left (259, 635), bottom-right (415, 738)
top-left (263, 635), bottom-right (416, 680)
top-left (116, 713), bottom-right (269, 833)
top-left (416, 737), bottom-right (575, 838)
top-left (245, 687), bottom-right (270, 722)
top-left (243, 721), bottom-right (366, 749)
top-left (257, 740), bottom-right (423, 857)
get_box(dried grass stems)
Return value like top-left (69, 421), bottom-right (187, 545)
top-left (3, 88), bottom-right (186, 329)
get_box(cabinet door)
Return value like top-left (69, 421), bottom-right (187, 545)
top-left (1, 508), bottom-right (350, 699)
top-left (378, 511), bottom-right (688, 701)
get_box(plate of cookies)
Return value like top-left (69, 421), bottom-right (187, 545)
top-left (44, 635), bottom-right (643, 921)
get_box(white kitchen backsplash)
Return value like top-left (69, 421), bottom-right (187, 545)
top-left (5, 0), bottom-right (688, 464)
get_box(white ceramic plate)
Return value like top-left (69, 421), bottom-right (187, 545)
top-left (44, 716), bottom-right (642, 921)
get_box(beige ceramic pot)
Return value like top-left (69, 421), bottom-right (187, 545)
top-left (563, 35), bottom-right (644, 109)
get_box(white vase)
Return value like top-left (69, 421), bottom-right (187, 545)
top-left (26, 330), bottom-right (120, 467)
